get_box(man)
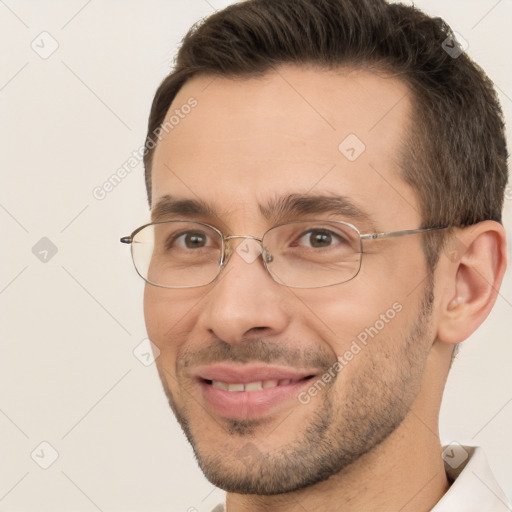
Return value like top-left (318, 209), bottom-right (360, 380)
top-left (121, 0), bottom-right (510, 510)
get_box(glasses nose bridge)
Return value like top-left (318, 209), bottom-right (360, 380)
top-left (224, 233), bottom-right (264, 251)
top-left (224, 234), bottom-right (263, 243)
top-left (222, 233), bottom-right (266, 263)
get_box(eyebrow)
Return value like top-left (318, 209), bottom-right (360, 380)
top-left (151, 193), bottom-right (377, 231)
top-left (260, 193), bottom-right (377, 230)
top-left (152, 195), bottom-right (218, 221)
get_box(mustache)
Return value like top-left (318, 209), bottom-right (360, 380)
top-left (178, 338), bottom-right (336, 371)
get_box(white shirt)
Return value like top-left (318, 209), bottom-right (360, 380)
top-left (212, 445), bottom-right (511, 511)
top-left (432, 445), bottom-right (511, 511)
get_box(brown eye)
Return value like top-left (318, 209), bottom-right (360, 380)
top-left (309, 231), bottom-right (332, 247)
top-left (297, 229), bottom-right (343, 248)
top-left (183, 232), bottom-right (207, 248)
top-left (168, 230), bottom-right (210, 250)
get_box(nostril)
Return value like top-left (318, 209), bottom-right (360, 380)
top-left (245, 326), bottom-right (269, 336)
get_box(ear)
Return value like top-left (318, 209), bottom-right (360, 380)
top-left (436, 221), bottom-right (507, 345)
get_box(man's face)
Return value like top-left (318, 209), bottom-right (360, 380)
top-left (145, 66), bottom-right (437, 494)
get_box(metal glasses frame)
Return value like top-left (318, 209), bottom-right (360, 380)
top-left (120, 220), bottom-right (449, 289)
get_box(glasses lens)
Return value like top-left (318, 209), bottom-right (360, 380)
top-left (131, 221), bottom-right (223, 288)
top-left (263, 221), bottom-right (362, 288)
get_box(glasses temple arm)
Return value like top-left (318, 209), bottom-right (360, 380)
top-left (360, 226), bottom-right (449, 240)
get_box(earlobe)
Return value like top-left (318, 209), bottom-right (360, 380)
top-left (437, 221), bottom-right (507, 345)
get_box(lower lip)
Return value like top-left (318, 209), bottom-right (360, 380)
top-left (199, 379), bottom-right (313, 420)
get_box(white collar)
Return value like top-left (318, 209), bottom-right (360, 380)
top-left (432, 445), bottom-right (511, 511)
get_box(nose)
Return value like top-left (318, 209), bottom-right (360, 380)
top-left (197, 238), bottom-right (290, 344)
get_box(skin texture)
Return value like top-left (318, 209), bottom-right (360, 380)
top-left (144, 66), bottom-right (507, 512)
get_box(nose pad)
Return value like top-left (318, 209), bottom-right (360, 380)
top-left (221, 240), bottom-right (234, 267)
top-left (220, 237), bottom-right (279, 285)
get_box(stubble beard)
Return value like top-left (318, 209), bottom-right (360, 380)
top-left (157, 285), bottom-right (435, 495)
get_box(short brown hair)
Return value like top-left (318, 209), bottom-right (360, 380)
top-left (143, 0), bottom-right (508, 270)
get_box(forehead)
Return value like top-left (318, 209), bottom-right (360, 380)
top-left (151, 65), bottom-right (420, 231)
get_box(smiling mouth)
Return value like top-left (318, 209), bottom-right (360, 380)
top-left (203, 375), bottom-right (315, 392)
top-left (197, 366), bottom-right (322, 419)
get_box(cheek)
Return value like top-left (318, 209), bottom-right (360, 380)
top-left (298, 273), bottom-right (419, 359)
top-left (143, 286), bottom-right (166, 346)
top-left (144, 286), bottom-right (199, 407)
top-left (297, 283), bottom-right (390, 338)
top-left (143, 285), bottom-right (194, 361)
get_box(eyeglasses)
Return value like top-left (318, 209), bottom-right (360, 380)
top-left (120, 220), bottom-right (448, 289)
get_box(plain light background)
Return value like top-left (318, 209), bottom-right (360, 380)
top-left (0, 1), bottom-right (511, 510)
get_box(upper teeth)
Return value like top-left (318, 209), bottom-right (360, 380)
top-left (212, 379), bottom-right (292, 392)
